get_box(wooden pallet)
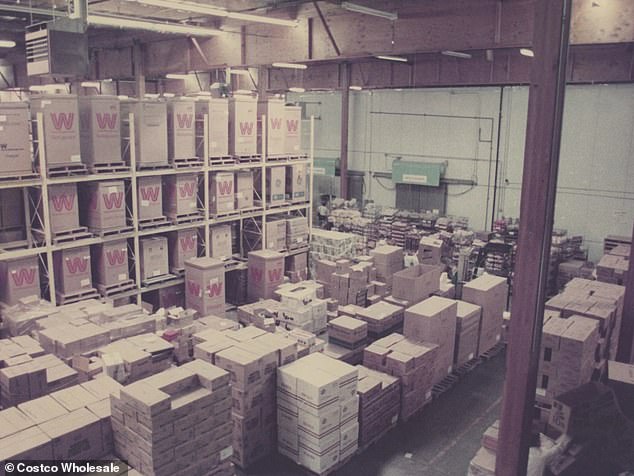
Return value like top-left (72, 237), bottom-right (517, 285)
top-left (169, 212), bottom-right (204, 225)
top-left (209, 156), bottom-right (236, 166)
top-left (170, 267), bottom-right (185, 276)
top-left (211, 209), bottom-right (241, 220)
top-left (141, 273), bottom-right (179, 287)
top-left (432, 373), bottom-right (460, 399)
top-left (89, 225), bottom-right (134, 238)
top-left (34, 227), bottom-right (93, 245)
top-left (289, 154), bottom-right (309, 161)
top-left (96, 280), bottom-right (136, 297)
top-left (0, 239), bottom-right (31, 252)
top-left (133, 216), bottom-right (171, 230)
top-left (44, 163), bottom-right (88, 177)
top-left (136, 162), bottom-right (172, 171)
top-left (0, 171), bottom-right (39, 182)
top-left (266, 201), bottom-right (290, 210)
top-left (265, 155), bottom-right (292, 162)
top-left (56, 287), bottom-right (100, 305)
top-left (234, 154), bottom-right (262, 164)
top-left (479, 342), bottom-right (506, 361)
top-left (288, 242), bottom-right (309, 252)
top-left (238, 205), bottom-right (264, 216)
top-left (171, 157), bottom-right (204, 169)
top-left (89, 162), bottom-right (131, 174)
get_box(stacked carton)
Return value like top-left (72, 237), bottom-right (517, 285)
top-left (328, 316), bottom-right (368, 352)
top-left (92, 240), bottom-right (131, 291)
top-left (247, 250), bottom-right (285, 300)
top-left (53, 246), bottom-right (96, 297)
top-left (235, 170), bottom-right (254, 209)
top-left (185, 257), bottom-right (226, 317)
top-left (0, 256), bottom-right (41, 305)
top-left (160, 308), bottom-right (199, 364)
top-left (111, 362), bottom-right (234, 476)
top-left (163, 174), bottom-right (199, 219)
top-left (120, 99), bottom-right (168, 167)
top-left (265, 166), bottom-right (286, 205)
top-left (454, 300), bottom-right (482, 367)
top-left (404, 296), bottom-right (458, 383)
top-left (166, 98), bottom-right (196, 160)
top-left (284, 105), bottom-right (302, 155)
top-left (286, 216), bottom-right (309, 249)
top-left (356, 365), bottom-right (400, 448)
top-left (258, 97), bottom-right (285, 156)
top-left (167, 229), bottom-right (198, 272)
top-left (209, 224), bottom-right (233, 259)
top-left (277, 353), bottom-right (359, 475)
top-left (31, 95), bottom-right (81, 166)
top-left (43, 183), bottom-right (80, 234)
top-left (0, 102), bottom-right (32, 176)
top-left (276, 282), bottom-right (328, 334)
top-left (137, 176), bottom-right (164, 220)
top-left (82, 180), bottom-right (126, 232)
top-left (210, 172), bottom-right (235, 214)
top-left (370, 245), bottom-right (404, 287)
top-left (329, 259), bottom-right (377, 306)
top-left (417, 236), bottom-right (443, 265)
top-left (596, 244), bottom-right (629, 285)
top-left (195, 97), bottom-right (229, 158)
top-left (391, 264), bottom-right (443, 305)
top-left (236, 299), bottom-right (280, 331)
top-left (286, 163), bottom-right (307, 201)
top-left (139, 237), bottom-right (169, 282)
top-left (285, 252), bottom-right (309, 282)
top-left (229, 95), bottom-right (257, 156)
top-left (537, 314), bottom-right (599, 408)
top-left (78, 95), bottom-right (122, 167)
top-left (462, 274), bottom-right (508, 354)
top-left (356, 301), bottom-right (405, 341)
top-left (363, 333), bottom-right (438, 421)
top-left (265, 219), bottom-right (287, 251)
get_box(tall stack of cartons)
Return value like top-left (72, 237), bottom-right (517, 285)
top-left (167, 229), bottom-right (198, 272)
top-left (328, 316), bottom-right (368, 350)
top-left (210, 172), bottom-right (235, 214)
top-left (356, 365), bottom-right (400, 448)
top-left (284, 105), bottom-right (302, 156)
top-left (286, 163), bottom-right (307, 202)
top-left (166, 98), bottom-right (196, 161)
top-left (370, 245), bottom-right (404, 287)
top-left (185, 257), bottom-right (226, 317)
top-left (53, 246), bottom-right (95, 296)
top-left (229, 95), bottom-right (257, 157)
top-left (195, 97), bottom-right (229, 158)
top-left (286, 252), bottom-right (309, 282)
top-left (276, 283), bottom-right (328, 334)
top-left (248, 250), bottom-right (285, 300)
top-left (78, 95), bottom-right (122, 168)
top-left (329, 259), bottom-right (377, 306)
top-left (265, 219), bottom-right (287, 251)
top-left (163, 174), bottom-right (199, 219)
top-left (462, 274), bottom-right (508, 354)
top-left (403, 296), bottom-right (458, 383)
top-left (537, 314), bottom-right (599, 409)
top-left (235, 170), bottom-right (254, 209)
top-left (31, 95), bottom-right (82, 167)
top-left (454, 301), bottom-right (482, 367)
top-left (0, 257), bottom-right (41, 304)
top-left (209, 224), bottom-right (233, 259)
top-left (44, 183), bottom-right (81, 234)
top-left (391, 264), bottom-right (443, 305)
top-left (137, 176), bottom-right (164, 221)
top-left (265, 166), bottom-right (286, 205)
top-left (0, 102), bottom-right (32, 176)
top-left (120, 99), bottom-right (168, 167)
top-left (277, 353), bottom-right (359, 475)
top-left (111, 362), bottom-right (234, 476)
top-left (363, 333), bottom-right (438, 421)
top-left (258, 97), bottom-right (285, 156)
top-left (356, 302), bottom-right (405, 341)
top-left (286, 216), bottom-right (309, 249)
top-left (92, 240), bottom-right (131, 291)
top-left (417, 236), bottom-right (443, 265)
top-left (139, 237), bottom-right (169, 282)
top-left (82, 180), bottom-right (126, 232)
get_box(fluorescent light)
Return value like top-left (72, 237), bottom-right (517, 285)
top-left (117, 95), bottom-right (129, 100)
top-left (520, 48), bottom-right (534, 57)
top-left (0, 40), bottom-right (16, 48)
top-left (87, 14), bottom-right (223, 37)
top-left (341, 2), bottom-right (397, 21)
top-left (80, 81), bottom-right (101, 88)
top-left (375, 55), bottom-right (408, 63)
top-left (229, 69), bottom-right (250, 76)
top-left (441, 50), bottom-right (472, 59)
top-left (125, 0), bottom-right (298, 27)
top-left (29, 84), bottom-right (67, 92)
top-left (144, 93), bottom-right (160, 98)
top-left (162, 93), bottom-right (175, 98)
top-left (349, 86), bottom-right (362, 91)
top-left (272, 62), bottom-right (307, 70)
top-left (166, 73), bottom-right (190, 79)
top-left (289, 87), bottom-right (305, 93)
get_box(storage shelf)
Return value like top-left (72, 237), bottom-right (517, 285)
top-left (0, 178), bottom-right (42, 190)
top-left (48, 172), bottom-right (131, 185)
top-left (136, 167), bottom-right (204, 177)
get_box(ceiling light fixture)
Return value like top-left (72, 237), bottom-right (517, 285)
top-left (272, 62), bottom-right (307, 70)
top-left (87, 14), bottom-right (224, 37)
top-left (234, 89), bottom-right (255, 95)
top-left (520, 48), bottom-right (534, 57)
top-left (0, 40), bottom-right (16, 48)
top-left (162, 93), bottom-right (175, 98)
top-left (125, 0), bottom-right (298, 27)
top-left (289, 87), bottom-right (305, 93)
top-left (349, 86), bottom-right (362, 91)
top-left (341, 2), bottom-right (397, 21)
top-left (441, 50), bottom-right (472, 59)
top-left (166, 73), bottom-right (191, 79)
top-left (80, 81), bottom-right (101, 88)
top-left (375, 55), bottom-right (408, 63)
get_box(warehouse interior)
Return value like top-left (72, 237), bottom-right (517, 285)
top-left (0, 1), bottom-right (633, 476)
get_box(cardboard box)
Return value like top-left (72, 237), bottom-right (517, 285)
top-left (168, 229), bottom-right (198, 271)
top-left (82, 180), bottom-right (126, 231)
top-left (78, 95), bottom-right (122, 166)
top-left (210, 172), bottom-right (235, 214)
top-left (286, 163), bottom-right (307, 201)
top-left (137, 176), bottom-right (164, 220)
top-left (31, 95), bottom-right (81, 166)
top-left (92, 240), bottom-right (129, 287)
top-left (195, 97), bottom-right (229, 158)
top-left (45, 183), bottom-right (80, 233)
top-left (266, 166), bottom-right (286, 204)
top-left (167, 98), bottom-right (196, 160)
top-left (18, 394), bottom-right (69, 425)
top-left (454, 300), bottom-right (482, 366)
top-left (185, 257), bottom-right (226, 317)
top-left (248, 250), bottom-right (285, 300)
top-left (0, 102), bottom-right (32, 175)
top-left (0, 425), bottom-right (54, 463)
top-left (284, 105), bottom-right (302, 156)
top-left (163, 174), bottom-right (198, 218)
top-left (209, 225), bottom-right (232, 259)
top-left (265, 219), bottom-right (287, 251)
top-left (258, 98), bottom-right (285, 156)
top-left (235, 171), bottom-right (254, 209)
top-left (139, 237), bottom-right (169, 281)
top-left (120, 99), bottom-right (168, 166)
top-left (0, 256), bottom-right (40, 305)
top-left (392, 264), bottom-right (443, 304)
top-left (229, 96), bottom-right (257, 156)
top-left (53, 246), bottom-right (93, 295)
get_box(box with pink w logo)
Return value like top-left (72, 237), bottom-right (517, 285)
top-left (40, 183), bottom-right (80, 234)
top-left (81, 180), bottom-right (126, 231)
top-left (53, 246), bottom-right (93, 294)
top-left (0, 256), bottom-right (41, 305)
top-left (78, 95), bottom-right (122, 166)
top-left (184, 256), bottom-right (226, 317)
top-left (30, 95), bottom-right (81, 166)
top-left (93, 240), bottom-right (129, 287)
top-left (163, 174), bottom-right (198, 218)
top-left (247, 249), bottom-right (285, 301)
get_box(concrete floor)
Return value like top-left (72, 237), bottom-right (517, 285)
top-left (241, 351), bottom-right (506, 476)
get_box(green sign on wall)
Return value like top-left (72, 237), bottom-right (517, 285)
top-left (391, 161), bottom-right (444, 187)
top-left (313, 158), bottom-right (338, 177)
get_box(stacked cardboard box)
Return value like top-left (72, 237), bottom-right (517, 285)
top-left (163, 174), bottom-right (199, 219)
top-left (185, 257), bottom-right (226, 317)
top-left (276, 282), bottom-right (328, 334)
top-left (229, 95), bottom-right (257, 156)
top-left (53, 246), bottom-right (95, 296)
top-left (404, 296), bottom-right (457, 383)
top-left (166, 98), bottom-right (196, 160)
top-left (363, 333), bottom-right (438, 421)
top-left (195, 97), bottom-right (229, 158)
top-left (356, 365), bottom-right (400, 448)
top-left (286, 216), bottom-right (309, 249)
top-left (284, 105), bottom-right (302, 155)
top-left (462, 274), bottom-right (508, 354)
top-left (111, 362), bottom-right (234, 476)
top-left (81, 180), bottom-right (126, 232)
top-left (370, 245), bottom-right (404, 287)
top-left (417, 236), bottom-right (443, 265)
top-left (467, 421), bottom-right (498, 476)
top-left (286, 252), bottom-right (309, 282)
top-left (120, 99), bottom-right (168, 167)
top-left (262, 219), bottom-right (287, 251)
top-left (328, 316), bottom-right (368, 350)
top-left (329, 260), bottom-right (377, 306)
top-left (276, 328), bottom-right (325, 357)
top-left (167, 229), bottom-right (198, 272)
top-left (266, 166), bottom-right (286, 204)
top-left (44, 183), bottom-right (80, 234)
top-left (92, 240), bottom-right (131, 289)
top-left (236, 299), bottom-right (280, 331)
top-left (391, 264), bottom-right (443, 304)
top-left (38, 322), bottom-right (111, 360)
top-left (139, 237), bottom-right (169, 282)
top-left (210, 172), bottom-right (235, 214)
top-left (356, 302), bottom-right (405, 341)
top-left (258, 98), bottom-right (285, 156)
top-left (78, 95), bottom-right (122, 167)
top-left (235, 170), bottom-right (254, 209)
top-left (0, 256), bottom-right (41, 305)
top-left (454, 300), bottom-right (482, 367)
top-left (209, 224), bottom-right (233, 259)
top-left (277, 353), bottom-right (359, 475)
top-left (31, 95), bottom-right (81, 166)
top-left (537, 314), bottom-right (599, 407)
top-left (286, 163), bottom-right (307, 202)
top-left (137, 176), bottom-right (164, 220)
top-left (248, 250), bottom-right (285, 301)
top-left (0, 102), bottom-right (32, 176)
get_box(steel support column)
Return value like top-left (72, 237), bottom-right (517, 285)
top-left (339, 62), bottom-right (350, 200)
top-left (616, 221), bottom-right (634, 363)
top-left (496, 1), bottom-right (572, 475)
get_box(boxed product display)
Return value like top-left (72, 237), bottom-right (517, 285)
top-left (163, 174), bottom-right (199, 218)
top-left (167, 229), bottom-right (198, 271)
top-left (0, 257), bottom-right (40, 305)
top-left (44, 183), bottom-right (80, 234)
top-left (286, 252), bottom-right (309, 282)
top-left (356, 365), bottom-right (400, 448)
top-left (266, 166), bottom-right (286, 204)
top-left (120, 99), bottom-right (168, 166)
top-left (454, 300), bottom-right (482, 367)
top-left (30, 95), bottom-right (81, 166)
top-left (286, 216), bottom-right (309, 249)
top-left (229, 95), bottom-right (258, 156)
top-left (185, 257), bottom-right (226, 317)
top-left (137, 176), bottom-right (164, 221)
top-left (82, 180), bottom-right (126, 231)
top-left (92, 240), bottom-right (130, 288)
top-left (210, 172), bottom-right (235, 214)
top-left (258, 97), bottom-right (286, 156)
top-left (235, 170), bottom-right (254, 209)
top-left (248, 250), bottom-right (285, 300)
top-left (356, 301), bottom-right (405, 340)
top-left (266, 219), bottom-right (288, 251)
top-left (78, 95), bottom-right (122, 166)
top-left (195, 97), bottom-right (229, 158)
top-left (209, 224), bottom-right (233, 259)
top-left (0, 102), bottom-right (32, 176)
top-left (139, 237), bottom-right (169, 281)
top-left (286, 163), bottom-right (307, 201)
top-left (370, 245), bottom-right (404, 287)
top-left (328, 316), bottom-right (368, 349)
top-left (392, 264), bottom-right (443, 304)
top-left (284, 105), bottom-right (302, 156)
top-left (166, 98), bottom-right (196, 160)
top-left (53, 247), bottom-right (93, 295)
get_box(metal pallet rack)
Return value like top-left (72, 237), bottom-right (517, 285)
top-left (0, 109), bottom-right (315, 306)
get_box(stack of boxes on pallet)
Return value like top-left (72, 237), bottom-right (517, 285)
top-left (166, 98), bottom-right (196, 163)
top-left (596, 244), bottom-right (629, 285)
top-left (370, 245), bottom-right (404, 288)
top-left (356, 365), bottom-right (400, 448)
top-left (120, 99), bottom-right (168, 167)
top-left (0, 256), bottom-right (41, 305)
top-left (53, 246), bottom-right (98, 303)
top-left (276, 282), bottom-right (328, 334)
top-left (389, 263), bottom-right (443, 307)
top-left (195, 96), bottom-right (229, 159)
top-left (247, 250), bottom-right (285, 301)
top-left (467, 420), bottom-right (499, 476)
top-left (163, 174), bottom-right (199, 221)
top-left (277, 353), bottom-right (359, 475)
top-left (210, 172), bottom-right (235, 215)
top-left (229, 96), bottom-right (257, 157)
top-left (185, 257), bottom-right (226, 317)
top-left (78, 96), bottom-right (123, 170)
top-left (363, 334), bottom-right (438, 421)
top-left (286, 216), bottom-right (309, 250)
top-left (139, 237), bottom-right (169, 283)
top-left (356, 302), bottom-right (405, 341)
top-left (454, 301), bottom-right (482, 367)
top-left (111, 362), bottom-right (234, 476)
top-left (0, 102), bottom-right (32, 178)
top-left (326, 316), bottom-right (368, 365)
